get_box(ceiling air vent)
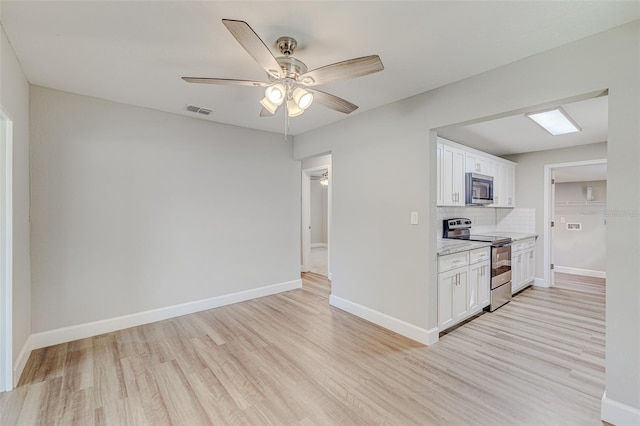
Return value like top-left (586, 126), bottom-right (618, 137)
top-left (185, 104), bottom-right (212, 116)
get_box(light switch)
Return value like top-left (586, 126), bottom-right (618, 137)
top-left (560, 217), bottom-right (566, 224)
top-left (411, 211), bottom-right (419, 225)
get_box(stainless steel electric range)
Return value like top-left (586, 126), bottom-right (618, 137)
top-left (443, 218), bottom-right (512, 311)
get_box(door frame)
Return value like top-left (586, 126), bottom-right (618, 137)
top-left (0, 109), bottom-right (13, 392)
top-left (301, 163), bottom-right (331, 278)
top-left (543, 159), bottom-right (607, 288)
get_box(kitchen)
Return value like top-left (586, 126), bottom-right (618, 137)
top-left (433, 94), bottom-right (608, 334)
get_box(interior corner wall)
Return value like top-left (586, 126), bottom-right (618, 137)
top-left (29, 86), bottom-right (300, 333)
top-left (294, 20), bottom-right (639, 418)
top-left (504, 142), bottom-right (607, 279)
top-left (0, 25), bottom-right (31, 387)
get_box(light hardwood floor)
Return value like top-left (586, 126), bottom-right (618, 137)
top-left (1, 274), bottom-right (605, 425)
top-left (554, 272), bottom-right (606, 295)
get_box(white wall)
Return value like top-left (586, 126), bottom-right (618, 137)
top-left (554, 180), bottom-right (606, 274)
top-left (29, 86), bottom-right (300, 333)
top-left (294, 21), bottom-right (639, 421)
top-left (0, 25), bottom-right (31, 387)
top-left (505, 142), bottom-right (607, 278)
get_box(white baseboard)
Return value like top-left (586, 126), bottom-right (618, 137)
top-left (13, 335), bottom-right (32, 388)
top-left (310, 243), bottom-right (327, 248)
top-left (534, 277), bottom-right (549, 288)
top-left (30, 279), bottom-right (302, 350)
top-left (555, 266), bottom-right (606, 279)
top-left (602, 391), bottom-right (640, 425)
top-left (329, 295), bottom-right (438, 346)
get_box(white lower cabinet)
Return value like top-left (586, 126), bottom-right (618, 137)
top-left (511, 238), bottom-right (536, 294)
top-left (438, 246), bottom-right (491, 331)
top-left (469, 260), bottom-right (490, 314)
top-left (438, 267), bottom-right (469, 330)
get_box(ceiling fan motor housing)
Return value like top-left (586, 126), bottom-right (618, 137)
top-left (276, 36), bottom-right (297, 56)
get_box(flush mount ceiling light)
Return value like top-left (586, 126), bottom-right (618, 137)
top-left (526, 107), bottom-right (581, 136)
top-left (182, 19), bottom-right (384, 138)
top-left (320, 172), bottom-right (329, 186)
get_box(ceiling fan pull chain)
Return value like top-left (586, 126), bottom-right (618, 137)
top-left (284, 101), bottom-right (289, 140)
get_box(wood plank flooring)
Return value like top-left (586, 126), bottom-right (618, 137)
top-left (1, 274), bottom-right (606, 425)
top-left (554, 272), bottom-right (606, 295)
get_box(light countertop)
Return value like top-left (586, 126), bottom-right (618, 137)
top-left (437, 239), bottom-right (491, 256)
top-left (474, 232), bottom-right (538, 241)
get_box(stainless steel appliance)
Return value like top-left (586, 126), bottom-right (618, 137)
top-left (443, 218), bottom-right (512, 311)
top-left (465, 173), bottom-right (494, 205)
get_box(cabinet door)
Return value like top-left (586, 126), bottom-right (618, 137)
top-left (525, 248), bottom-right (535, 284)
top-left (478, 156), bottom-right (493, 176)
top-left (442, 144), bottom-right (465, 206)
top-left (505, 164), bottom-right (515, 207)
top-left (469, 261), bottom-right (490, 313)
top-left (465, 152), bottom-right (479, 173)
top-left (438, 268), bottom-right (468, 329)
top-left (437, 143), bottom-right (444, 206)
top-left (512, 252), bottom-right (524, 294)
top-left (454, 269), bottom-right (469, 322)
top-left (491, 162), bottom-right (503, 206)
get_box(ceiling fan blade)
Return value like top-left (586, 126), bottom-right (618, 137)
top-left (222, 19), bottom-right (283, 79)
top-left (299, 55), bottom-right (383, 86)
top-left (182, 77), bottom-right (268, 87)
top-left (308, 89), bottom-right (358, 114)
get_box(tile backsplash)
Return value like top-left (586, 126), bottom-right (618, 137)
top-left (437, 207), bottom-right (535, 237)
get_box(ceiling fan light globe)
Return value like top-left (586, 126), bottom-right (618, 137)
top-left (260, 96), bottom-right (278, 114)
top-left (287, 99), bottom-right (304, 117)
top-left (293, 87), bottom-right (313, 110)
top-left (265, 84), bottom-right (285, 105)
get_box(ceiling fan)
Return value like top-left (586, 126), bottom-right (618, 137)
top-left (182, 19), bottom-right (384, 124)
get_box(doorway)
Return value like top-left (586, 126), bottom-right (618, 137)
top-left (544, 160), bottom-right (607, 291)
top-left (301, 154), bottom-right (331, 279)
top-left (0, 111), bottom-right (13, 391)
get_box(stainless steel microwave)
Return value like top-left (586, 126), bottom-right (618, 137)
top-left (465, 172), bottom-right (493, 205)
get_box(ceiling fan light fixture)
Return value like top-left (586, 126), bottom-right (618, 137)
top-left (292, 87), bottom-right (313, 110)
top-left (260, 96), bottom-right (279, 114)
top-left (286, 99), bottom-right (305, 117)
top-left (265, 84), bottom-right (285, 105)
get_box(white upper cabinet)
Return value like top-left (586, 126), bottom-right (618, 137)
top-left (491, 161), bottom-right (516, 208)
top-left (437, 137), bottom-right (516, 208)
top-left (465, 151), bottom-right (493, 177)
top-left (440, 142), bottom-right (465, 206)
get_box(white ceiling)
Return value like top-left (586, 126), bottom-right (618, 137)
top-left (438, 95), bottom-right (609, 156)
top-left (1, 1), bottom-right (638, 140)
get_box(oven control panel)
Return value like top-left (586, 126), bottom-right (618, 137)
top-left (445, 218), bottom-right (472, 229)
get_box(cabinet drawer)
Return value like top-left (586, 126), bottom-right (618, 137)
top-left (513, 238), bottom-right (536, 253)
top-left (438, 251), bottom-right (468, 272)
top-left (469, 247), bottom-right (490, 264)
top-left (521, 238), bottom-right (536, 250)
